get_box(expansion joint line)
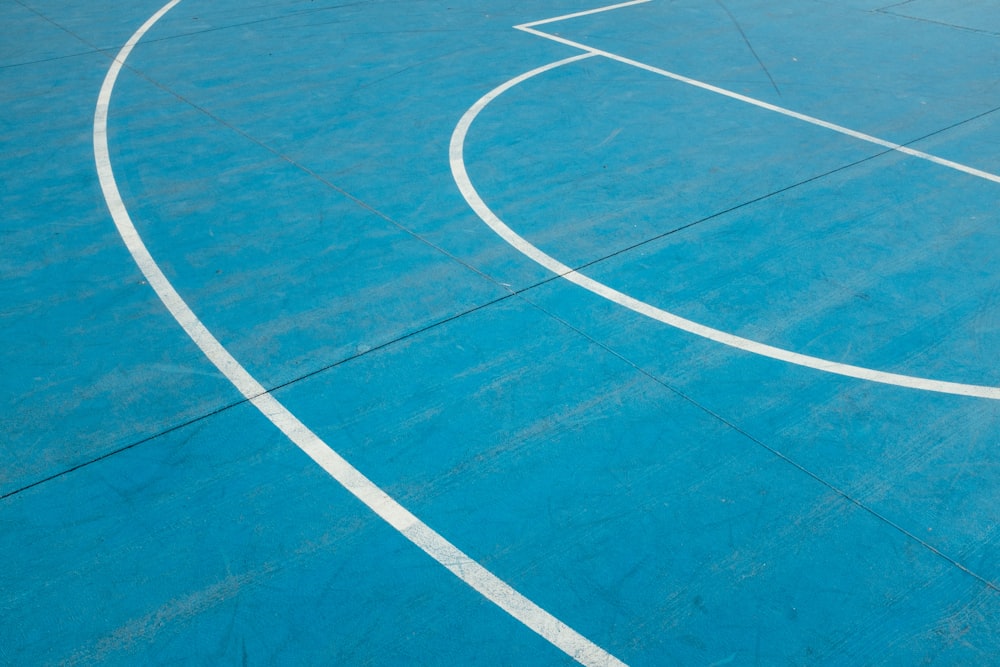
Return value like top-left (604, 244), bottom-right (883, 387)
top-left (94, 1), bottom-right (626, 665)
top-left (450, 0), bottom-right (1000, 401)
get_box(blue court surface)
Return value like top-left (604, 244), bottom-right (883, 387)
top-left (3, 0), bottom-right (1000, 664)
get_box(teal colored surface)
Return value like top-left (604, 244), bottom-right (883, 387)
top-left (3, 0), bottom-right (999, 664)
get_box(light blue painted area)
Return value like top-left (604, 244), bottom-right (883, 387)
top-left (0, 0), bottom-right (90, 65)
top-left (0, 33), bottom-right (238, 494)
top-left (273, 292), bottom-right (1000, 663)
top-left (548, 0), bottom-right (1000, 140)
top-left (3, 0), bottom-right (1000, 664)
top-left (1, 401), bottom-right (567, 664)
top-left (882, 0), bottom-right (1000, 35)
top-left (468, 67), bottom-right (1000, 382)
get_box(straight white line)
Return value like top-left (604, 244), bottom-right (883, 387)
top-left (93, 3), bottom-right (627, 665)
top-left (449, 54), bottom-right (1000, 400)
top-left (516, 0), bottom-right (652, 29)
top-left (515, 22), bottom-right (1000, 185)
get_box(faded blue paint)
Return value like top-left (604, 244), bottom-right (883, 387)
top-left (3, 0), bottom-right (999, 664)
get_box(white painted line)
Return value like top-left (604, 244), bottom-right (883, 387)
top-left (515, 7), bottom-right (1000, 185)
top-left (515, 0), bottom-right (652, 30)
top-left (93, 3), bottom-right (627, 665)
top-left (449, 52), bottom-right (1000, 400)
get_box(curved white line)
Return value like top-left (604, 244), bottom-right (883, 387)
top-left (93, 3), bottom-right (626, 666)
top-left (449, 56), bottom-right (1000, 400)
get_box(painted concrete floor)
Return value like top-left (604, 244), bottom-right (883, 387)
top-left (3, 0), bottom-right (1000, 664)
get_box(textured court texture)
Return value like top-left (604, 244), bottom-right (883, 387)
top-left (3, 0), bottom-right (1000, 664)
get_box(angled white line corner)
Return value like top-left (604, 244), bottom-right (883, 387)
top-left (515, 0), bottom-right (652, 30)
top-left (516, 1), bottom-right (1000, 186)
